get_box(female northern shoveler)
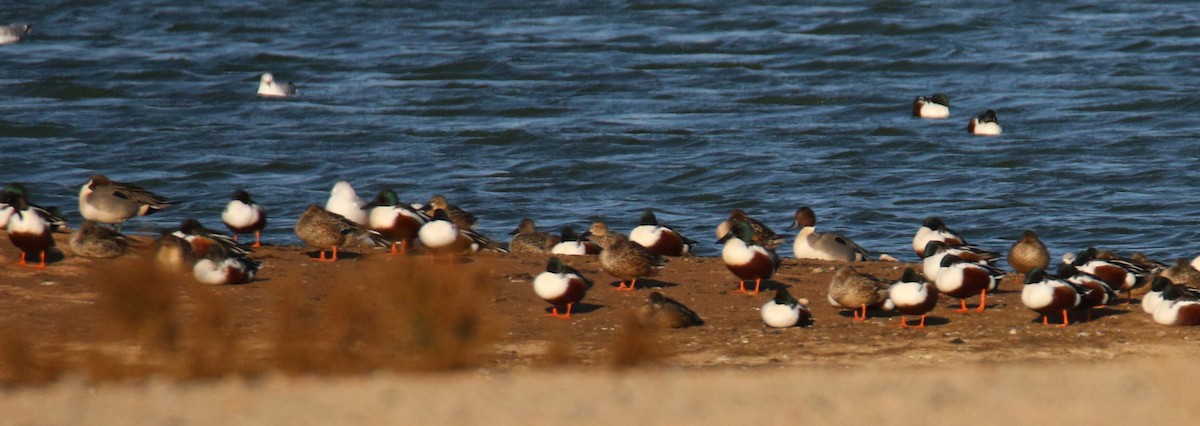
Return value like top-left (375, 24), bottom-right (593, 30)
top-left (1152, 283), bottom-right (1200, 326)
top-left (532, 257), bottom-right (593, 319)
top-left (550, 226), bottom-right (601, 256)
top-left (761, 288), bottom-right (811, 328)
top-left (580, 221), bottom-right (622, 250)
top-left (1020, 269), bottom-right (1084, 327)
top-left (719, 220), bottom-right (780, 295)
top-left (890, 268), bottom-right (939, 328)
top-left (934, 255), bottom-right (1003, 313)
top-left (636, 291), bottom-right (703, 328)
top-left (78, 174), bottom-right (171, 230)
top-left (912, 217), bottom-right (966, 258)
top-left (295, 204), bottom-right (388, 262)
top-left (912, 93), bottom-right (950, 119)
top-left (968, 109), bottom-right (1002, 136)
top-left (422, 194), bottom-right (477, 230)
top-left (222, 189), bottom-right (267, 248)
top-left (365, 189), bottom-right (428, 255)
top-left (1007, 230), bottom-right (1050, 275)
top-left (596, 232), bottom-right (666, 291)
top-left (629, 209), bottom-right (696, 257)
top-left (715, 209), bottom-right (784, 249)
top-left (509, 218), bottom-right (560, 254)
top-left (257, 72), bottom-right (297, 97)
top-left (788, 206), bottom-right (868, 262)
top-left (828, 266), bottom-right (893, 321)
top-left (1160, 259), bottom-right (1200, 288)
top-left (324, 181), bottom-right (368, 226)
top-left (4, 185), bottom-right (55, 268)
top-left (69, 220), bottom-right (132, 259)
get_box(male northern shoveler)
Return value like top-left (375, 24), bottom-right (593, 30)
top-left (760, 288), bottom-right (810, 328)
top-left (715, 209), bottom-right (785, 249)
top-left (1152, 283), bottom-right (1200, 326)
top-left (912, 217), bottom-right (966, 258)
top-left (828, 266), bottom-right (893, 321)
top-left (890, 268), bottom-right (939, 328)
top-left (295, 204), bottom-right (388, 262)
top-left (912, 93), bottom-right (950, 119)
top-left (1, 183), bottom-right (66, 233)
top-left (968, 109), bottom-right (1002, 136)
top-left (222, 189), bottom-right (267, 248)
top-left (417, 209), bottom-right (503, 257)
top-left (257, 72), bottom-right (296, 97)
top-left (422, 194), bottom-right (478, 229)
top-left (921, 240), bottom-right (999, 282)
top-left (69, 220), bottom-right (132, 259)
top-left (193, 255), bottom-right (261, 285)
top-left (78, 174), bottom-right (171, 229)
top-left (532, 257), bottom-right (593, 319)
top-left (788, 206), bottom-right (868, 262)
top-left (509, 218), bottom-right (560, 254)
top-left (550, 226), bottom-right (601, 256)
top-left (0, 23), bottom-right (31, 45)
top-left (1007, 230), bottom-right (1050, 275)
top-left (629, 209), bottom-right (696, 257)
top-left (174, 218), bottom-right (249, 260)
top-left (934, 255), bottom-right (1003, 313)
top-left (636, 291), bottom-right (703, 328)
top-left (1058, 262), bottom-right (1117, 321)
top-left (595, 232), bottom-right (666, 291)
top-left (324, 181), bottom-right (368, 226)
top-left (365, 189), bottom-right (428, 255)
top-left (719, 220), bottom-right (780, 295)
top-left (1020, 269), bottom-right (1084, 327)
top-left (4, 185), bottom-right (55, 268)
top-left (1071, 247), bottom-right (1148, 304)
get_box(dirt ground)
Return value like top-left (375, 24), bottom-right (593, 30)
top-left (1, 233), bottom-right (1199, 424)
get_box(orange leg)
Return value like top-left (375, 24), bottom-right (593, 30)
top-left (389, 242), bottom-right (399, 254)
top-left (750, 278), bottom-right (762, 295)
top-left (1058, 309), bottom-right (1070, 328)
top-left (899, 315), bottom-right (909, 328)
top-left (36, 251), bottom-right (46, 269)
top-left (253, 231), bottom-right (262, 248)
top-left (312, 250), bottom-right (328, 261)
top-left (233, 234), bottom-right (239, 243)
top-left (734, 280), bottom-right (747, 294)
top-left (562, 303), bottom-right (574, 319)
top-left (955, 299), bottom-right (969, 314)
top-left (17, 252), bottom-right (27, 266)
top-left (330, 246), bottom-right (339, 262)
top-left (400, 240), bottom-right (408, 255)
top-left (1043, 315), bottom-right (1049, 326)
top-left (854, 305), bottom-right (867, 322)
top-left (974, 290), bottom-right (987, 313)
top-left (1086, 308), bottom-right (1093, 322)
top-left (917, 314), bottom-right (927, 328)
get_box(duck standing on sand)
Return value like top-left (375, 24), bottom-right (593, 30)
top-left (715, 209), bottom-right (784, 249)
top-left (222, 189), bottom-right (267, 248)
top-left (422, 194), bottom-right (478, 230)
top-left (1020, 269), bottom-right (1085, 327)
top-left (788, 206), bottom-right (869, 262)
top-left (636, 292), bottom-right (703, 328)
top-left (934, 255), bottom-right (1003, 313)
top-left (365, 189), bottom-right (428, 255)
top-left (509, 218), bottom-right (560, 254)
top-left (593, 232), bottom-right (666, 291)
top-left (4, 185), bottom-right (55, 268)
top-left (719, 220), bottom-right (780, 295)
top-left (889, 268), bottom-right (939, 328)
top-left (295, 204), bottom-right (389, 262)
top-left (532, 257), bottom-right (593, 319)
top-left (828, 266), bottom-right (893, 321)
top-left (761, 288), bottom-right (810, 328)
top-left (79, 174), bottom-right (171, 230)
top-left (1007, 230), bottom-right (1049, 275)
top-left (629, 209), bottom-right (696, 257)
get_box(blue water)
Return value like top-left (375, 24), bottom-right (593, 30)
top-left (3, 1), bottom-right (1200, 262)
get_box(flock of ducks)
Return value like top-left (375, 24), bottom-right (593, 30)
top-left (4, 175), bottom-right (1200, 331)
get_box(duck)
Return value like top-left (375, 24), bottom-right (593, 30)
top-left (636, 292), bottom-right (703, 328)
top-left (596, 232), bottom-right (666, 291)
top-left (922, 240), bottom-right (1000, 282)
top-left (934, 255), bottom-right (1003, 313)
top-left (422, 194), bottom-right (478, 229)
top-left (1142, 276), bottom-right (1180, 315)
top-left (324, 181), bottom-right (368, 226)
top-left (715, 209), bottom-right (785, 249)
top-left (580, 221), bottom-right (623, 251)
top-left (1071, 247), bottom-right (1149, 304)
top-left (78, 174), bottom-right (172, 229)
top-left (0, 23), bottom-right (31, 45)
top-left (629, 209), bottom-right (696, 257)
top-left (1007, 230), bottom-right (1050, 275)
top-left (1, 183), bottom-right (66, 233)
top-left (155, 231), bottom-right (196, 272)
top-left (889, 268), bottom-right (939, 328)
top-left (222, 189), bottom-right (267, 248)
top-left (365, 189), bottom-right (428, 255)
top-left (719, 220), bottom-right (780, 295)
top-left (968, 109), bottom-right (1002, 136)
top-left (550, 226), bottom-right (601, 256)
top-left (257, 72), bottom-right (296, 97)
top-left (912, 217), bottom-right (967, 258)
top-left (912, 93), bottom-right (950, 119)
top-left (1058, 262), bottom-right (1117, 321)
top-left (761, 288), bottom-right (811, 328)
top-left (508, 218), bottom-right (560, 254)
top-left (69, 220), bottom-right (132, 259)
top-left (193, 255), bottom-right (261, 285)
top-left (532, 257), bottom-right (593, 319)
top-left (1159, 259), bottom-right (1200, 288)
top-left (295, 204), bottom-right (388, 262)
top-left (174, 218), bottom-right (249, 260)
top-left (827, 266), bottom-right (893, 321)
top-left (4, 186), bottom-right (55, 268)
top-left (1020, 269), bottom-right (1084, 327)
top-left (788, 206), bottom-right (868, 262)
top-left (1152, 283), bottom-right (1200, 326)
top-left (417, 209), bottom-right (503, 257)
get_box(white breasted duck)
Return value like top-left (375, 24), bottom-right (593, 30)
top-left (193, 255), bottom-right (261, 285)
top-left (636, 291), bottom-right (703, 328)
top-left (79, 174), bottom-right (172, 229)
top-left (2, 183), bottom-right (66, 233)
top-left (1057, 262), bottom-right (1117, 321)
top-left (760, 288), bottom-right (811, 328)
top-left (508, 218), bottom-right (560, 254)
top-left (365, 189), bottom-right (428, 255)
top-left (325, 181), bottom-right (368, 226)
top-left (417, 209), bottom-right (503, 257)
top-left (532, 257), bottom-right (593, 319)
top-left (222, 189), bottom-right (267, 248)
top-left (257, 72), bottom-right (296, 97)
top-left (1152, 283), bottom-right (1200, 326)
top-left (934, 254), bottom-right (1003, 313)
top-left (1071, 247), bottom-right (1149, 304)
top-left (912, 217), bottom-right (967, 258)
top-left (629, 209), bottom-right (696, 257)
top-left (1007, 230), bottom-right (1050, 275)
top-left (912, 93), bottom-right (950, 119)
top-left (719, 220), bottom-right (781, 295)
top-left (550, 226), bottom-right (601, 256)
top-left (1020, 269), bottom-right (1085, 327)
top-left (69, 220), bottom-right (132, 259)
top-left (174, 218), bottom-right (249, 260)
top-left (716, 209), bottom-right (785, 249)
top-left (788, 206), bottom-right (869, 262)
top-left (922, 240), bottom-right (1000, 282)
top-left (890, 268), bottom-right (939, 328)
top-left (828, 266), bottom-right (893, 321)
top-left (968, 109), bottom-right (1002, 136)
top-left (295, 204), bottom-right (389, 262)
top-left (0, 24), bottom-right (31, 45)
top-left (4, 185), bottom-right (55, 268)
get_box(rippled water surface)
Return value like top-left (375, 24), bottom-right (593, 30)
top-left (4, 1), bottom-right (1200, 261)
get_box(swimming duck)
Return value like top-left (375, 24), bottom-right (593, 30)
top-left (580, 221), bottom-right (623, 251)
top-left (934, 254), bottom-right (1003, 313)
top-left (715, 209), bottom-right (785, 249)
top-left (1058, 262), bottom-right (1117, 321)
top-left (1152, 283), bottom-right (1200, 326)
top-left (596, 232), bottom-right (666, 291)
top-left (1020, 269), bottom-right (1084, 327)
top-left (912, 217), bottom-right (966, 258)
top-left (1071, 248), bottom-right (1148, 304)
top-left (295, 204), bottom-right (388, 262)
top-left (636, 291), bottom-right (703, 328)
top-left (889, 268), bottom-right (939, 328)
top-left (4, 186), bottom-right (55, 268)
top-left (509, 218), bottom-right (561, 254)
top-left (0, 24), bottom-right (31, 45)
top-left (193, 255), bottom-right (261, 285)
top-left (550, 226), bottom-right (601, 256)
top-left (222, 189), bottom-right (267, 248)
top-left (532, 257), bottom-right (593, 319)
top-left (365, 189), bottom-right (428, 255)
top-left (1007, 230), bottom-right (1050, 275)
top-left (827, 266), bottom-right (893, 321)
top-left (324, 181), bottom-right (368, 226)
top-left (629, 209), bottom-right (696, 257)
top-left (788, 206), bottom-right (869, 262)
top-left (257, 72), bottom-right (296, 97)
top-left (78, 174), bottom-right (172, 229)
top-left (922, 240), bottom-right (1000, 282)
top-left (69, 220), bottom-right (132, 259)
top-left (912, 93), bottom-right (950, 119)
top-left (719, 220), bottom-right (780, 295)
top-left (968, 110), bottom-right (1002, 136)
top-left (761, 288), bottom-right (811, 328)
top-left (422, 194), bottom-right (478, 230)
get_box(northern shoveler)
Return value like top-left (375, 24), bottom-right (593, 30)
top-left (69, 220), bottom-right (132, 259)
top-left (596, 232), bottom-right (666, 291)
top-left (912, 93), bottom-right (950, 119)
top-left (1020, 269), bottom-right (1084, 327)
top-left (550, 226), bottom-right (601, 256)
top-left (715, 209), bottom-right (785, 249)
top-left (629, 209), bottom-right (696, 257)
top-left (968, 109), bottom-right (1002, 136)
top-left (4, 185), bottom-right (55, 268)
top-left (295, 204), bottom-right (389, 262)
top-left (422, 194), bottom-right (478, 230)
top-left (827, 266), bottom-right (893, 321)
top-left (1007, 230), bottom-right (1050, 275)
top-left (760, 288), bottom-right (810, 328)
top-left (912, 217), bottom-right (966, 258)
top-left (509, 218), bottom-right (560, 254)
top-left (222, 189), bottom-right (267, 248)
top-left (934, 254), bottom-right (1003, 313)
top-left (1152, 283), bottom-right (1200, 326)
top-left (890, 268), bottom-right (939, 328)
top-left (719, 220), bottom-right (780, 295)
top-left (636, 291), bottom-right (703, 328)
top-left (532, 257), bottom-right (593, 319)
top-left (365, 189), bottom-right (428, 255)
top-left (922, 240), bottom-right (999, 282)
